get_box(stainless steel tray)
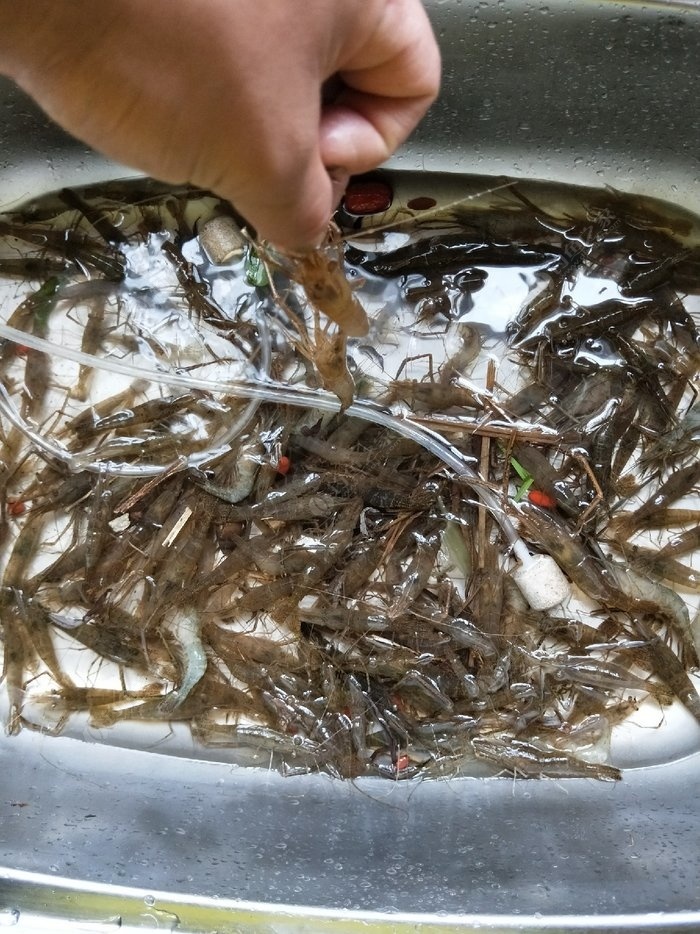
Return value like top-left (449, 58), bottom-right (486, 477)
top-left (1, 1), bottom-right (700, 931)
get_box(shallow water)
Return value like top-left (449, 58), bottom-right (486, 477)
top-left (0, 171), bottom-right (698, 779)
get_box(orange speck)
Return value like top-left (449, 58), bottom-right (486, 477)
top-left (528, 489), bottom-right (557, 509)
top-left (395, 754), bottom-right (411, 772)
top-left (276, 455), bottom-right (291, 476)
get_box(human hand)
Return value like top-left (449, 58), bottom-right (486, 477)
top-left (0, 0), bottom-right (440, 251)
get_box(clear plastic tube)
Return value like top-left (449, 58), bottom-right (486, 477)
top-left (0, 320), bottom-right (532, 564)
top-left (0, 297), bottom-right (271, 478)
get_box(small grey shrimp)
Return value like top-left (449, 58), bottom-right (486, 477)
top-left (84, 473), bottom-right (115, 574)
top-left (1, 601), bottom-right (30, 733)
top-left (394, 669), bottom-right (455, 714)
top-left (611, 462), bottom-right (700, 539)
top-left (634, 619), bottom-right (700, 726)
top-left (434, 615), bottom-right (498, 655)
top-left (530, 651), bottom-right (664, 699)
top-left (471, 735), bottom-right (621, 781)
top-left (194, 438), bottom-right (264, 504)
top-left (196, 720), bottom-right (323, 762)
top-left (387, 524), bottom-right (443, 618)
top-left (226, 490), bottom-right (347, 523)
top-left (611, 542), bottom-right (700, 591)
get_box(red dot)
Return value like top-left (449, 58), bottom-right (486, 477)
top-left (7, 500), bottom-right (26, 516)
top-left (528, 489), bottom-right (557, 509)
top-left (343, 179), bottom-right (393, 216)
top-left (276, 455), bottom-right (291, 476)
top-left (15, 345), bottom-right (29, 356)
top-left (395, 754), bottom-right (411, 772)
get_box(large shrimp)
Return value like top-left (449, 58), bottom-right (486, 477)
top-left (280, 228), bottom-right (369, 338)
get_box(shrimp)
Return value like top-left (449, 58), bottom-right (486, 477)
top-left (1, 173), bottom-right (699, 781)
top-left (84, 473), bottom-right (115, 574)
top-left (224, 490), bottom-right (346, 523)
top-left (608, 541), bottom-right (700, 591)
top-left (518, 502), bottom-right (698, 666)
top-left (15, 277), bottom-right (62, 423)
top-left (634, 619), bottom-right (700, 726)
top-left (73, 298), bottom-right (108, 402)
top-left (0, 257), bottom-right (72, 278)
top-left (194, 438), bottom-right (264, 504)
top-left (387, 524), bottom-right (443, 618)
top-left (529, 651), bottom-right (666, 699)
top-left (347, 232), bottom-right (561, 278)
top-left (0, 218), bottom-right (126, 279)
top-left (269, 278), bottom-right (357, 409)
top-left (1, 600), bottom-right (31, 733)
top-left (59, 185), bottom-right (129, 245)
top-left (610, 462), bottom-right (700, 539)
top-left (279, 230), bottom-right (369, 338)
top-left (471, 735), bottom-right (622, 781)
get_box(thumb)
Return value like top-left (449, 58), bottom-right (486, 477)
top-left (319, 91), bottom-right (431, 176)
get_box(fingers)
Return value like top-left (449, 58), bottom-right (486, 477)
top-left (333, 0), bottom-right (441, 101)
top-left (319, 90), bottom-right (436, 177)
top-left (320, 0), bottom-right (441, 190)
top-left (201, 0), bottom-right (440, 250)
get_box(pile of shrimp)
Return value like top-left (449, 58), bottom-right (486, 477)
top-left (0, 175), bottom-right (698, 781)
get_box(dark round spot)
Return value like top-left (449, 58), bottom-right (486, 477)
top-left (407, 196), bottom-right (437, 210)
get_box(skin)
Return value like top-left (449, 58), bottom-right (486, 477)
top-left (0, 0), bottom-right (440, 251)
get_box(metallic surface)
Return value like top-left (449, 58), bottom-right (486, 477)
top-left (1, 1), bottom-right (699, 930)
